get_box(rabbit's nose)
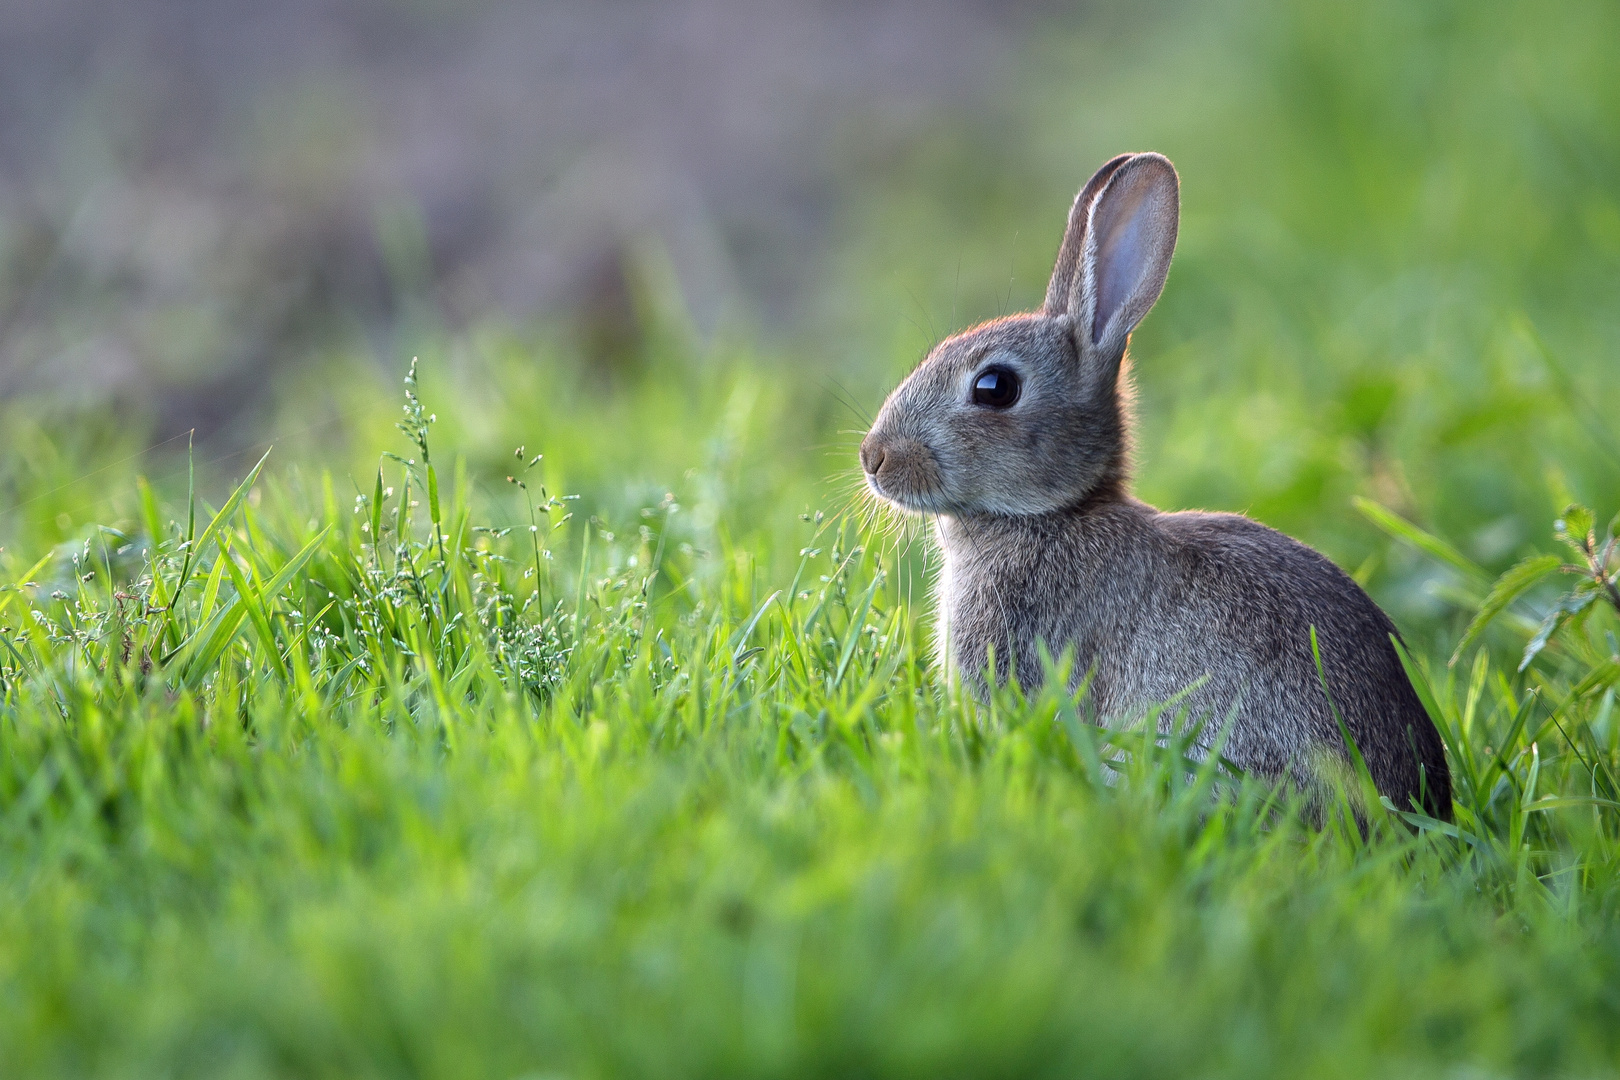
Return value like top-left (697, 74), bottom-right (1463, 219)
top-left (860, 438), bottom-right (885, 477)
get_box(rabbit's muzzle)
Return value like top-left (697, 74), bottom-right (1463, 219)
top-left (860, 432), bottom-right (943, 511)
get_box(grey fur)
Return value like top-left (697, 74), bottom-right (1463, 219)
top-left (860, 153), bottom-right (1451, 818)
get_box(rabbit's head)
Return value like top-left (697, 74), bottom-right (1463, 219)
top-left (861, 153), bottom-right (1179, 517)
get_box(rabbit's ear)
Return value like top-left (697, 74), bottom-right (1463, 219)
top-left (1043, 154), bottom-right (1132, 317)
top-left (1069, 153), bottom-right (1179, 360)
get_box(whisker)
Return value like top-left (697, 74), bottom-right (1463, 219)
top-left (902, 285), bottom-right (940, 350)
top-left (826, 376), bottom-right (875, 427)
top-left (953, 257), bottom-right (961, 328)
top-left (821, 377), bottom-right (875, 430)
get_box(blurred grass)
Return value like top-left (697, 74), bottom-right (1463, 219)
top-left (2, 0), bottom-right (1620, 1075)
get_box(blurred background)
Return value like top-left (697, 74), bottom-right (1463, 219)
top-left (0, 0), bottom-right (1617, 645)
top-left (0, 0), bottom-right (1044, 425)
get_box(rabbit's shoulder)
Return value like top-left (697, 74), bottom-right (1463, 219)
top-left (1154, 509), bottom-right (1342, 576)
top-left (1150, 508), bottom-right (1394, 638)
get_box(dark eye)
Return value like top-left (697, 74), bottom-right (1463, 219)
top-left (972, 366), bottom-right (1021, 409)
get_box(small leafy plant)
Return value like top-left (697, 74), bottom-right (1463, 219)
top-left (1449, 503), bottom-right (1620, 672)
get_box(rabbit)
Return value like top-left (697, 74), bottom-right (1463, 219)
top-left (859, 152), bottom-right (1451, 819)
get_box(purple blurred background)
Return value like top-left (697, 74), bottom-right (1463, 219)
top-left (0, 0), bottom-right (1057, 433)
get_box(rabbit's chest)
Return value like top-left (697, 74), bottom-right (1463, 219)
top-left (937, 539), bottom-right (1127, 691)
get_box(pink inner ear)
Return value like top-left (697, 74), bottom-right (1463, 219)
top-left (1094, 218), bottom-right (1152, 343)
top-left (1091, 181), bottom-right (1157, 344)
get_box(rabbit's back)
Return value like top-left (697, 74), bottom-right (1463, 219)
top-left (939, 501), bottom-right (1451, 815)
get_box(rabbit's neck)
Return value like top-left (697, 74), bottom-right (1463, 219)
top-left (932, 494), bottom-right (1157, 692)
top-left (935, 489), bottom-right (1147, 558)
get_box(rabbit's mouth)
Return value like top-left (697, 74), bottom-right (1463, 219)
top-left (860, 435), bottom-right (947, 513)
top-left (868, 479), bottom-right (945, 514)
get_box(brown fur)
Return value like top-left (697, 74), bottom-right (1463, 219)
top-left (861, 153), bottom-right (1451, 818)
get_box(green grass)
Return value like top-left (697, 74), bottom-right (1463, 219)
top-left (4, 0), bottom-right (1620, 1074)
top-left (0, 349), bottom-right (1616, 1078)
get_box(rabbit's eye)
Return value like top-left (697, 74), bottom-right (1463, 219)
top-left (972, 367), bottom-right (1021, 409)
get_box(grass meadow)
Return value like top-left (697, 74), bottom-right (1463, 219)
top-left (3, 0), bottom-right (1620, 1076)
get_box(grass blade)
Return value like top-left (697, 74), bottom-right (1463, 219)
top-left (171, 447), bottom-right (273, 603)
top-left (1450, 553), bottom-right (1561, 665)
top-left (1354, 497), bottom-right (1486, 584)
top-left (832, 574), bottom-right (881, 690)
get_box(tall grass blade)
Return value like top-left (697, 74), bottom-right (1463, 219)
top-left (1354, 497), bottom-right (1487, 584)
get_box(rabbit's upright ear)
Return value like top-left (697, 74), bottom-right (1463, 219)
top-left (1043, 154), bottom-right (1132, 317)
top-left (1058, 153), bottom-right (1180, 361)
